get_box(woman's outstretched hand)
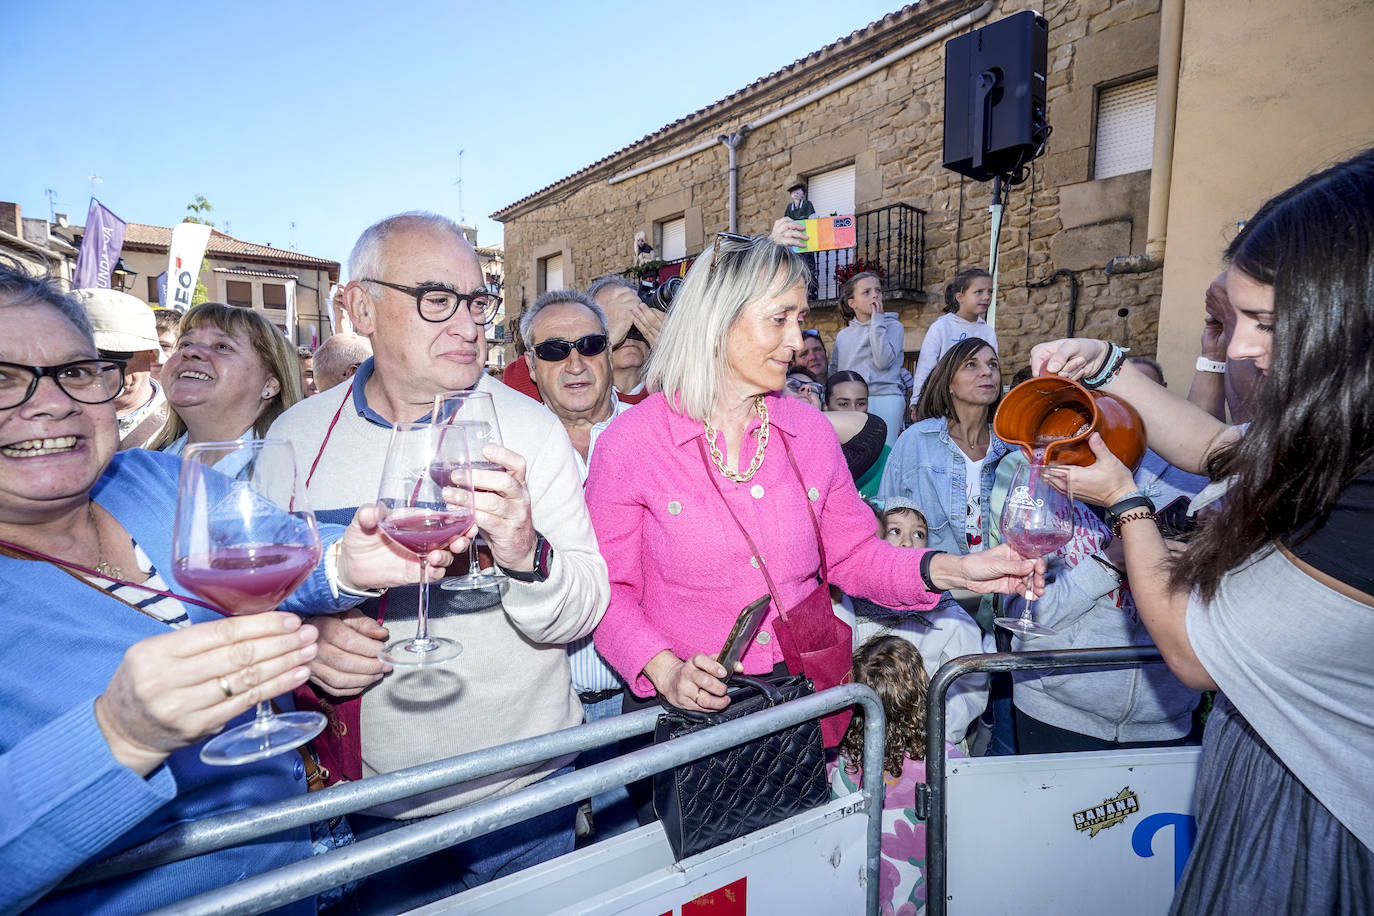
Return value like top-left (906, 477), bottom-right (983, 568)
top-left (928, 545), bottom-right (1046, 599)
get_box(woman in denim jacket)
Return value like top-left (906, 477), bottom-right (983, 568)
top-left (878, 338), bottom-right (1007, 556)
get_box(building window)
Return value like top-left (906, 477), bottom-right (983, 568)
top-left (540, 253), bottom-right (564, 293)
top-left (225, 280), bottom-right (253, 309)
top-left (658, 217), bottom-right (687, 262)
top-left (1094, 75), bottom-right (1157, 180)
top-left (147, 276), bottom-right (162, 305)
top-left (806, 164), bottom-right (856, 300)
top-left (262, 283), bottom-right (287, 310)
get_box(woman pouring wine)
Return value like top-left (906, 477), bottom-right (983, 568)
top-left (1030, 149), bottom-right (1374, 913)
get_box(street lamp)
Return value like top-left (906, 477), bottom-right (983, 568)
top-left (112, 259), bottom-right (138, 293)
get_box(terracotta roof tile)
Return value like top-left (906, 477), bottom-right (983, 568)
top-left (113, 223), bottom-right (340, 276)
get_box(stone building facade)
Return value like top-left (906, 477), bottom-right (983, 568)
top-left (494, 0), bottom-right (1168, 375)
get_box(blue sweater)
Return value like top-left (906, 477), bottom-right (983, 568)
top-left (0, 449), bottom-right (357, 914)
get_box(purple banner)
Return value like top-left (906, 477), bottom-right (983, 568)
top-left (73, 199), bottom-right (127, 289)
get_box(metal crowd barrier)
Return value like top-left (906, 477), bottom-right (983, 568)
top-left (69, 683), bottom-right (887, 916)
top-left (922, 646), bottom-right (1167, 916)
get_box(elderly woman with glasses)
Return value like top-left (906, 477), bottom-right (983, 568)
top-left (0, 262), bottom-right (441, 913)
top-left (586, 234), bottom-right (1041, 719)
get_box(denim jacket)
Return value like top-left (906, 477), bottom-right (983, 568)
top-left (878, 417), bottom-right (1009, 556)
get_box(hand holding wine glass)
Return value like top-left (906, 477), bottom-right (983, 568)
top-left (375, 422), bottom-right (476, 665)
top-left (172, 438), bottom-right (326, 765)
top-left (994, 461), bottom-right (1074, 638)
top-left (433, 390), bottom-right (514, 590)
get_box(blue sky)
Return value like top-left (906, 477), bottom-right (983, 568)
top-left (3, 1), bottom-right (907, 269)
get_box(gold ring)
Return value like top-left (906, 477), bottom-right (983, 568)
top-left (218, 675), bottom-right (234, 699)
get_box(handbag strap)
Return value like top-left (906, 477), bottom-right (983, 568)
top-left (695, 427), bottom-right (829, 622)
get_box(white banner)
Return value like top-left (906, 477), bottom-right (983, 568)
top-left (166, 222), bottom-right (213, 311)
top-left (284, 277), bottom-right (298, 345)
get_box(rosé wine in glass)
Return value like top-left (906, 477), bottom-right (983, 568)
top-left (994, 460), bottom-right (1074, 638)
top-left (173, 438), bottom-right (326, 766)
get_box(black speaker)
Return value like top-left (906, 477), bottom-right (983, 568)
top-left (943, 11), bottom-right (1050, 182)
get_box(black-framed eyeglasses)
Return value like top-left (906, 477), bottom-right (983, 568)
top-left (709, 232), bottom-right (755, 275)
top-left (0, 359), bottom-right (126, 410)
top-left (357, 278), bottom-right (502, 325)
top-left (532, 333), bottom-right (609, 362)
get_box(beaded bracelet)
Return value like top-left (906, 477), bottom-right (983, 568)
top-left (1109, 508), bottom-right (1158, 538)
top-left (1083, 343), bottom-right (1131, 390)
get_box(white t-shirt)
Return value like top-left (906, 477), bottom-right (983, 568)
top-left (962, 453), bottom-right (986, 552)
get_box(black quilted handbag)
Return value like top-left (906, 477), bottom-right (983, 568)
top-left (652, 673), bottom-right (830, 860)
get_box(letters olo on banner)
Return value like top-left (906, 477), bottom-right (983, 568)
top-left (167, 222), bottom-right (213, 310)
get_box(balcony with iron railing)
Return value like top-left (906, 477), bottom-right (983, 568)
top-left (622, 203), bottom-right (926, 305)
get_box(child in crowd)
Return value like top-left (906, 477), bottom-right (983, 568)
top-left (830, 636), bottom-right (965, 916)
top-left (834, 499), bottom-right (990, 745)
top-left (830, 270), bottom-right (907, 448)
top-left (911, 268), bottom-right (998, 403)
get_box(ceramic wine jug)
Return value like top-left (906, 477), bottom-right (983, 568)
top-left (993, 375), bottom-right (1146, 469)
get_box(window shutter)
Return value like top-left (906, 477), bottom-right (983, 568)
top-left (660, 217), bottom-right (686, 262)
top-left (544, 254), bottom-right (563, 292)
top-left (805, 164), bottom-right (857, 300)
top-left (1095, 77), bottom-right (1157, 180)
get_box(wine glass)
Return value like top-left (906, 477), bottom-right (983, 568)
top-left (433, 390), bottom-right (507, 592)
top-left (375, 422), bottom-right (475, 665)
top-left (994, 461), bottom-right (1074, 638)
top-left (173, 438), bottom-right (326, 766)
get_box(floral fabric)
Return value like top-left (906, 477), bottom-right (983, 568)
top-left (828, 746), bottom-right (964, 915)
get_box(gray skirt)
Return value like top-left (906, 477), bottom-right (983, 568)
top-left (1171, 694), bottom-right (1373, 915)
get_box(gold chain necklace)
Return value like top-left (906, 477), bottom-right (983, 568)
top-left (703, 396), bottom-right (770, 483)
top-left (88, 503), bottom-right (124, 580)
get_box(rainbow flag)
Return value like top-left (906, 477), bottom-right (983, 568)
top-left (795, 215), bottom-right (856, 253)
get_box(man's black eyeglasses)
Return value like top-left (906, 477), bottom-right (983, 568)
top-left (0, 359), bottom-right (125, 410)
top-left (357, 279), bottom-right (502, 325)
top-left (531, 334), bottom-right (609, 362)
top-left (709, 232), bottom-right (755, 275)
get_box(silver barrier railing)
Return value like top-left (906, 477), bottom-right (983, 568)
top-left (72, 683), bottom-right (886, 916)
top-left (922, 646), bottom-right (1166, 916)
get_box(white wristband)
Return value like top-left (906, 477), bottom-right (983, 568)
top-left (1195, 356), bottom-right (1226, 374)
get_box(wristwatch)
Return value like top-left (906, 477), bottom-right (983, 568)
top-left (1195, 356), bottom-right (1227, 374)
top-left (1104, 495), bottom-right (1156, 536)
top-left (499, 532), bottom-right (553, 583)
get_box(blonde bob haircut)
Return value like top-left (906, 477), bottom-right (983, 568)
top-left (644, 235), bottom-right (810, 421)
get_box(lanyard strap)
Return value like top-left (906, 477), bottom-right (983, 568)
top-left (306, 379), bottom-right (354, 491)
top-left (0, 536), bottom-right (225, 618)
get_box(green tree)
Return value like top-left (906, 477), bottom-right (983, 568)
top-left (184, 195), bottom-right (215, 226)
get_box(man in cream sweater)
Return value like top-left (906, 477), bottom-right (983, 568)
top-left (269, 212), bottom-right (608, 909)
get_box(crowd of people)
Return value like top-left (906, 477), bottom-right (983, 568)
top-left (1, 146), bottom-right (1369, 915)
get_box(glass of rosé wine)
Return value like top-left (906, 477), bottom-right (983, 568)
top-left (173, 438), bottom-right (325, 765)
top-left (374, 421), bottom-right (475, 666)
top-left (993, 461), bottom-right (1073, 638)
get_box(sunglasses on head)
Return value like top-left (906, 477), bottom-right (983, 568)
top-left (531, 333), bottom-right (609, 362)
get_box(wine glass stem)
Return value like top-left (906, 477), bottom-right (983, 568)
top-left (249, 700), bottom-right (275, 735)
top-left (415, 556), bottom-right (431, 642)
top-left (1020, 599), bottom-right (1036, 625)
top-left (468, 540), bottom-right (479, 577)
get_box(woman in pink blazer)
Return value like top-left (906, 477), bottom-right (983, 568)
top-left (586, 234), bottom-right (1041, 712)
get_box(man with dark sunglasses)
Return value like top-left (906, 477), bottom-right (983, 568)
top-left (519, 287), bottom-right (636, 844)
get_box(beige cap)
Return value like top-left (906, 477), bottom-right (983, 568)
top-left (71, 288), bottom-right (161, 357)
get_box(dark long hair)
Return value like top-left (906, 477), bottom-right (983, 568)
top-left (824, 369), bottom-right (867, 407)
top-left (1172, 148), bottom-right (1374, 601)
top-left (913, 337), bottom-right (1001, 424)
top-left (943, 267), bottom-right (991, 313)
